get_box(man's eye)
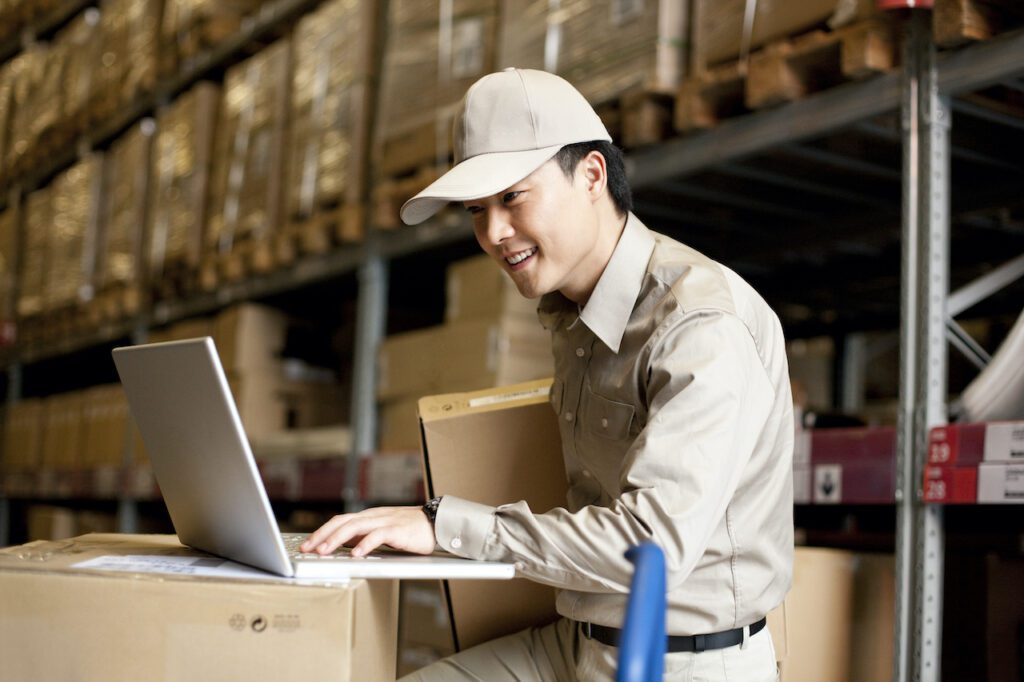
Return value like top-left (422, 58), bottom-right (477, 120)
top-left (503, 191), bottom-right (522, 203)
top-left (465, 205), bottom-right (483, 215)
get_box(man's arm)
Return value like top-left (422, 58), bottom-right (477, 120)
top-left (303, 310), bottom-right (774, 592)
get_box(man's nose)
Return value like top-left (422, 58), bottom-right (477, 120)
top-left (484, 206), bottom-right (515, 245)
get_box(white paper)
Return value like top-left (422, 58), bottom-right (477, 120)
top-left (983, 422), bottom-right (1024, 463)
top-left (72, 555), bottom-right (286, 581)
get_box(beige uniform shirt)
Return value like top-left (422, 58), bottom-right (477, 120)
top-left (435, 212), bottom-right (794, 636)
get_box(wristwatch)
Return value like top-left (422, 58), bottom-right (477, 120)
top-left (422, 496), bottom-right (443, 525)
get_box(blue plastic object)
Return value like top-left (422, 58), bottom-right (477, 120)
top-left (616, 542), bottom-right (667, 682)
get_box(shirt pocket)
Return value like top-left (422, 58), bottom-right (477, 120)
top-left (585, 389), bottom-right (635, 441)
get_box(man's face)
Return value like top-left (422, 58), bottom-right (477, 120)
top-left (463, 158), bottom-right (599, 300)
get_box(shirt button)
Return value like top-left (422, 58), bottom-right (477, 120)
top-left (564, 412), bottom-right (574, 422)
top-left (575, 347), bottom-right (585, 358)
top-left (450, 536), bottom-right (462, 550)
top-left (601, 418), bottom-right (609, 428)
top-left (515, 562), bottom-right (526, 571)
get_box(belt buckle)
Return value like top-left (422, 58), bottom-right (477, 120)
top-left (694, 634), bottom-right (707, 653)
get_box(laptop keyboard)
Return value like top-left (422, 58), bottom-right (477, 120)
top-left (281, 534), bottom-right (379, 561)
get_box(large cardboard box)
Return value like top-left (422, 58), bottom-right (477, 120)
top-left (379, 397), bottom-right (423, 451)
top-left (213, 303), bottom-right (288, 374)
top-left (2, 397), bottom-right (45, 472)
top-left (228, 367), bottom-right (347, 440)
top-left (378, 316), bottom-right (552, 401)
top-left (418, 380), bottom-right (565, 650)
top-left (0, 534), bottom-right (399, 681)
top-left (444, 254), bottom-right (538, 323)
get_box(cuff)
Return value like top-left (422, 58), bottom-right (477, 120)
top-left (433, 495), bottom-right (497, 559)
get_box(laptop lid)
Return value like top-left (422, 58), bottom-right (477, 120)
top-left (113, 337), bottom-right (296, 576)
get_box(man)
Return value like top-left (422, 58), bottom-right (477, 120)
top-left (302, 68), bottom-right (793, 681)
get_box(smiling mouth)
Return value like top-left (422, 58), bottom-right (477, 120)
top-left (505, 247), bottom-right (538, 266)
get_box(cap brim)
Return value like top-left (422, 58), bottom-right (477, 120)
top-left (400, 144), bottom-right (564, 225)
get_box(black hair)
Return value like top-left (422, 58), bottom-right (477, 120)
top-left (554, 140), bottom-right (633, 217)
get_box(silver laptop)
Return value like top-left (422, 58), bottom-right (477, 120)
top-left (112, 337), bottom-right (515, 581)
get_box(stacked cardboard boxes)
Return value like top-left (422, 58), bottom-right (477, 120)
top-left (287, 0), bottom-right (377, 232)
top-left (924, 421), bottom-right (1024, 504)
top-left (80, 384), bottom-right (138, 468)
top-left (149, 304), bottom-right (347, 440)
top-left (103, 0), bottom-right (162, 109)
top-left (148, 81), bottom-right (219, 286)
top-left (497, 0), bottom-right (689, 104)
top-left (40, 392), bottom-right (87, 472)
top-left (206, 38), bottom-right (291, 274)
top-left (55, 8), bottom-right (104, 135)
top-left (375, 0), bottom-right (499, 177)
top-left (377, 254), bottom-right (550, 452)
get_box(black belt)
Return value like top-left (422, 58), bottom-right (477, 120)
top-left (579, 616), bottom-right (767, 653)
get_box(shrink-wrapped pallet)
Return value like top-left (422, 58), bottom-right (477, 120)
top-left (0, 203), bottom-right (17, 322)
top-left (160, 0), bottom-right (266, 77)
top-left (48, 156), bottom-right (103, 311)
top-left (287, 0), bottom-right (376, 221)
top-left (207, 39), bottom-right (290, 256)
top-left (6, 46), bottom-right (49, 174)
top-left (55, 8), bottom-right (103, 131)
top-left (17, 187), bottom-right (51, 319)
top-left (148, 82), bottom-right (219, 282)
top-left (375, 0), bottom-right (499, 177)
top-left (98, 120), bottom-right (153, 294)
top-left (496, 0), bottom-right (689, 104)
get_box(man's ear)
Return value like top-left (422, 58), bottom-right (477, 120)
top-left (580, 151), bottom-right (608, 203)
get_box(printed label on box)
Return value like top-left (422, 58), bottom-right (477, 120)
top-left (983, 423), bottom-right (1024, 463)
top-left (977, 465), bottom-right (1024, 504)
top-left (814, 464), bottom-right (842, 504)
top-left (468, 385), bottom-right (550, 409)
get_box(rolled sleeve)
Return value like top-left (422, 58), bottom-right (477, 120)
top-left (433, 495), bottom-right (497, 558)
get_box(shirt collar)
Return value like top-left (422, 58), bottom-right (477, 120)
top-left (579, 212), bottom-right (656, 353)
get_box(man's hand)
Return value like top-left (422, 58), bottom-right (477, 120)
top-left (299, 506), bottom-right (436, 557)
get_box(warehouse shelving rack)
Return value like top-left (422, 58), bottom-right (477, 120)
top-left (0, 3), bottom-right (1021, 681)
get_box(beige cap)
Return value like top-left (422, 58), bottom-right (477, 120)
top-left (400, 68), bottom-right (611, 226)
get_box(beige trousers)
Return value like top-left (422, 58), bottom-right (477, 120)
top-left (399, 618), bottom-right (779, 682)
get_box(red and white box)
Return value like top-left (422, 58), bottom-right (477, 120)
top-left (922, 465), bottom-right (978, 504)
top-left (928, 421), bottom-right (1024, 467)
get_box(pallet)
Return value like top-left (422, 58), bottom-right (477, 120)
top-left (934, 0), bottom-right (1024, 48)
top-left (372, 166), bottom-right (446, 230)
top-left (677, 17), bottom-right (899, 133)
top-left (596, 89), bottom-right (677, 149)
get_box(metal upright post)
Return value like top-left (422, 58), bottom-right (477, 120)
top-left (1, 186), bottom-right (24, 547)
top-left (345, 242), bottom-right (388, 513)
top-left (894, 10), bottom-right (950, 682)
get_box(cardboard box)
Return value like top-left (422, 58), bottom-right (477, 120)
top-left (378, 316), bottom-right (552, 401)
top-left (0, 534), bottom-right (399, 681)
top-left (1, 398), bottom-right (45, 472)
top-left (976, 463), bottom-right (1024, 504)
top-left (40, 393), bottom-right (87, 471)
top-left (419, 379), bottom-right (565, 650)
top-left (364, 451), bottom-right (425, 503)
top-left (400, 580), bottom-right (456, 651)
top-left (928, 421), bottom-right (1024, 467)
top-left (148, 316), bottom-right (216, 344)
top-left (497, 0), bottom-right (689, 105)
top-left (228, 367), bottom-right (347, 440)
top-left (379, 397), bottom-right (423, 451)
top-left (445, 254), bottom-right (538, 323)
top-left (692, 0), bottom-right (877, 72)
top-left (27, 505), bottom-right (78, 541)
top-left (213, 303), bottom-right (288, 374)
